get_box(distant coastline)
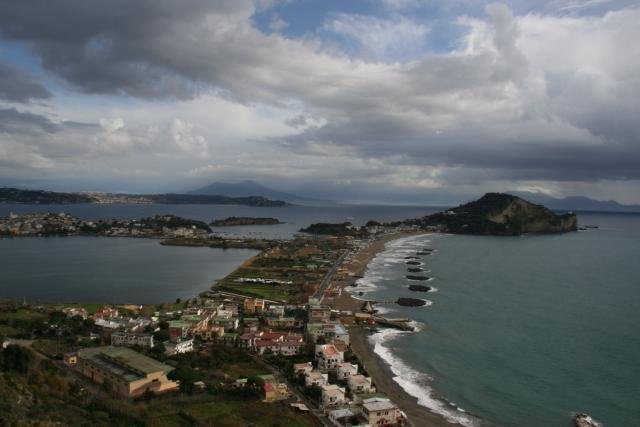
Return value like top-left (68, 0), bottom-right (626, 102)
top-left (0, 187), bottom-right (287, 207)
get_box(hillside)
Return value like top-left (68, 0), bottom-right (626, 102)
top-left (145, 193), bottom-right (286, 207)
top-left (0, 188), bottom-right (96, 204)
top-left (407, 193), bottom-right (577, 235)
top-left (210, 216), bottom-right (282, 226)
top-left (189, 180), bottom-right (332, 205)
top-left (0, 188), bottom-right (286, 207)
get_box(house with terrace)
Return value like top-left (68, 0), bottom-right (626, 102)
top-left (316, 344), bottom-right (344, 370)
top-left (336, 362), bottom-right (358, 380)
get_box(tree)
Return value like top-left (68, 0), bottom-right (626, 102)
top-left (305, 384), bottom-right (322, 405)
top-left (168, 365), bottom-right (200, 394)
top-left (1, 344), bottom-right (33, 373)
top-left (153, 329), bottom-right (170, 343)
top-left (151, 342), bottom-right (166, 356)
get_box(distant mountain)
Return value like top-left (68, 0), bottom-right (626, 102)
top-left (0, 187), bottom-right (286, 207)
top-left (512, 192), bottom-right (640, 213)
top-left (398, 193), bottom-right (577, 235)
top-left (189, 180), bottom-right (333, 205)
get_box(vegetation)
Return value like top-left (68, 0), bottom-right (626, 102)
top-left (396, 192), bottom-right (578, 235)
top-left (211, 216), bottom-right (283, 226)
top-left (0, 187), bottom-right (95, 204)
top-left (299, 222), bottom-right (368, 237)
top-left (161, 236), bottom-right (277, 250)
top-left (145, 193), bottom-right (288, 207)
top-left (0, 336), bottom-right (316, 426)
top-left (0, 187), bottom-right (288, 207)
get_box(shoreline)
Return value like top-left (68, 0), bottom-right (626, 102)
top-left (326, 232), bottom-right (462, 427)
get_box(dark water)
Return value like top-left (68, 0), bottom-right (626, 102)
top-left (351, 212), bottom-right (640, 426)
top-left (0, 236), bottom-right (258, 304)
top-left (0, 203), bottom-right (437, 303)
top-left (2, 204), bottom-right (638, 426)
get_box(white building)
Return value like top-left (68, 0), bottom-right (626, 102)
top-left (163, 339), bottom-right (194, 355)
top-left (315, 344), bottom-right (344, 370)
top-left (362, 398), bottom-right (404, 426)
top-left (328, 408), bottom-right (356, 427)
top-left (336, 362), bottom-right (358, 380)
top-left (293, 362), bottom-right (313, 376)
top-left (347, 374), bottom-right (375, 394)
top-left (321, 384), bottom-right (346, 409)
top-left (111, 331), bottom-right (155, 348)
top-left (305, 370), bottom-right (329, 387)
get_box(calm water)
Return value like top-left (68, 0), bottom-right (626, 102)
top-left (1, 204), bottom-right (638, 425)
top-left (0, 236), bottom-right (258, 304)
top-left (351, 212), bottom-right (640, 426)
top-left (0, 203), bottom-right (436, 303)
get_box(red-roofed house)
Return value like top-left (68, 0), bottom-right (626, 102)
top-left (315, 344), bottom-right (344, 370)
top-left (94, 306), bottom-right (119, 319)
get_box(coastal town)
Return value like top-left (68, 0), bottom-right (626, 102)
top-left (0, 195), bottom-right (584, 426)
top-left (0, 217), bottom-right (432, 426)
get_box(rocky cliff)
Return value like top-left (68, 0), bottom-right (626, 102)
top-left (415, 193), bottom-right (577, 235)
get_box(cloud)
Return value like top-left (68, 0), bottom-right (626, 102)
top-left (323, 14), bottom-right (429, 62)
top-left (0, 62), bottom-right (52, 102)
top-left (268, 13), bottom-right (288, 32)
top-left (0, 1), bottom-right (638, 201)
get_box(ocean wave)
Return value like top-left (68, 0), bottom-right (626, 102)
top-left (369, 329), bottom-right (478, 427)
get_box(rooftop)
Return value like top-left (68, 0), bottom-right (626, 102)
top-left (77, 346), bottom-right (173, 382)
top-left (363, 400), bottom-right (397, 412)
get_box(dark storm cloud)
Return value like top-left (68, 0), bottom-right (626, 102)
top-left (0, 0), bottom-right (251, 99)
top-left (0, 107), bottom-right (60, 134)
top-left (0, 62), bottom-right (51, 102)
top-left (0, 1), bottom-right (638, 197)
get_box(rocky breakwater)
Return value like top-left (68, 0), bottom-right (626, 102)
top-left (396, 297), bottom-right (428, 307)
top-left (408, 284), bottom-right (432, 292)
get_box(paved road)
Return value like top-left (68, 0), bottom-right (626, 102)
top-left (313, 251), bottom-right (348, 302)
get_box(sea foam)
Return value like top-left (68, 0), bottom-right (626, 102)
top-left (369, 328), bottom-right (478, 427)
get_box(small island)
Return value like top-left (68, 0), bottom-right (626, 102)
top-left (210, 216), bottom-right (282, 226)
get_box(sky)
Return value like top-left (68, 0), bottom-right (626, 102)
top-left (0, 0), bottom-right (639, 205)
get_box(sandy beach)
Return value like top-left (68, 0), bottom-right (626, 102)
top-left (326, 232), bottom-right (460, 427)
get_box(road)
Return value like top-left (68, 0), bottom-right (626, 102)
top-left (313, 251), bottom-right (348, 302)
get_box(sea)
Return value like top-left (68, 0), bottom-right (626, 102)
top-left (1, 203), bottom-right (639, 426)
top-left (0, 203), bottom-right (433, 303)
top-left (349, 213), bottom-right (640, 427)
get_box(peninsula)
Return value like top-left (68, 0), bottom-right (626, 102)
top-left (0, 212), bottom-right (211, 238)
top-left (399, 193), bottom-right (577, 235)
top-left (210, 216), bottom-right (282, 226)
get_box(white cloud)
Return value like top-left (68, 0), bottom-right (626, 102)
top-left (0, 2), bottom-right (638, 201)
top-left (323, 13), bottom-right (429, 62)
